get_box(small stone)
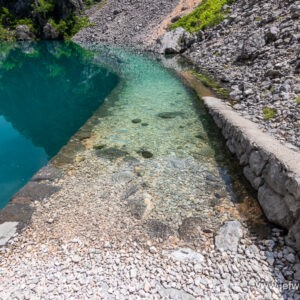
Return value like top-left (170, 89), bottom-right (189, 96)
top-left (144, 281), bottom-right (151, 293)
top-left (71, 255), bottom-right (81, 263)
top-left (149, 246), bottom-right (157, 254)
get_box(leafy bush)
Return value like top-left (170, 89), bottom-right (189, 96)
top-left (33, 0), bottom-right (55, 18)
top-left (49, 15), bottom-right (91, 39)
top-left (0, 25), bottom-right (15, 41)
top-left (170, 0), bottom-right (234, 33)
top-left (296, 96), bottom-right (300, 105)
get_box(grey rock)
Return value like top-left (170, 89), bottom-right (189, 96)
top-left (157, 27), bottom-right (190, 54)
top-left (215, 221), bottom-right (243, 252)
top-left (0, 222), bottom-right (18, 246)
top-left (294, 263), bottom-right (300, 281)
top-left (265, 26), bottom-right (279, 43)
top-left (243, 166), bottom-right (263, 190)
top-left (249, 150), bottom-right (268, 176)
top-left (237, 31), bottom-right (266, 61)
top-left (163, 248), bottom-right (204, 263)
top-left (262, 160), bottom-right (287, 196)
top-left (285, 177), bottom-right (300, 201)
top-left (112, 171), bottom-right (134, 184)
top-left (258, 184), bottom-right (293, 228)
top-left (15, 25), bottom-right (35, 41)
top-left (43, 23), bottom-right (59, 40)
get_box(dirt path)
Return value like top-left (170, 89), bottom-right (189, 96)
top-left (147, 0), bottom-right (201, 45)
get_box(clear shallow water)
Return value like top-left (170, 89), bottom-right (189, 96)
top-left (0, 42), bottom-right (119, 208)
top-left (81, 46), bottom-right (264, 233)
top-left (0, 42), bottom-right (261, 229)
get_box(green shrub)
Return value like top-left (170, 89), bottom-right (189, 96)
top-left (170, 0), bottom-right (234, 32)
top-left (33, 0), bottom-right (55, 18)
top-left (49, 15), bottom-right (91, 39)
top-left (0, 25), bottom-right (15, 41)
top-left (69, 15), bottom-right (91, 36)
top-left (262, 107), bottom-right (277, 120)
top-left (296, 96), bottom-right (300, 105)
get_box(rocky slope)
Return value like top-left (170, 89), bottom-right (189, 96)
top-left (73, 0), bottom-right (181, 46)
top-left (180, 0), bottom-right (300, 151)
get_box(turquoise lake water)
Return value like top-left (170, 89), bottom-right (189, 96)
top-left (0, 42), bottom-right (119, 208)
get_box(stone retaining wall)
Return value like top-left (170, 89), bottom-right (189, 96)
top-left (202, 96), bottom-right (300, 251)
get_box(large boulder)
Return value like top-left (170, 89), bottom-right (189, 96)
top-left (15, 25), bottom-right (35, 41)
top-left (43, 23), bottom-right (59, 40)
top-left (258, 184), bottom-right (293, 228)
top-left (156, 27), bottom-right (194, 55)
top-left (236, 31), bottom-right (266, 61)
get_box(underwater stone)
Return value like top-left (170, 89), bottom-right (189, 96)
top-left (157, 112), bottom-right (185, 119)
top-left (95, 147), bottom-right (129, 160)
top-left (145, 220), bottom-right (173, 240)
top-left (132, 118), bottom-right (142, 124)
top-left (138, 150), bottom-right (153, 159)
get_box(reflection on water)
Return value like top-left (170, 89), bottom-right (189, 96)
top-left (0, 41), bottom-right (119, 208)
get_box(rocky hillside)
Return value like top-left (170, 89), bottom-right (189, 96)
top-left (0, 0), bottom-right (96, 40)
top-left (73, 0), bottom-right (181, 46)
top-left (161, 0), bottom-right (300, 150)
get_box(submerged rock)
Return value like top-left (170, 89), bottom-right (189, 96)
top-left (178, 217), bottom-right (204, 242)
top-left (146, 220), bottom-right (173, 240)
top-left (138, 150), bottom-right (153, 159)
top-left (132, 118), bottom-right (142, 124)
top-left (95, 147), bottom-right (129, 160)
top-left (215, 221), bottom-right (243, 252)
top-left (157, 111), bottom-right (185, 119)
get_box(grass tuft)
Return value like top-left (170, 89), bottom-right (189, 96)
top-left (193, 71), bottom-right (229, 98)
top-left (262, 107), bottom-right (277, 120)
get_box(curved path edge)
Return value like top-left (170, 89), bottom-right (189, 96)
top-left (181, 71), bottom-right (300, 252)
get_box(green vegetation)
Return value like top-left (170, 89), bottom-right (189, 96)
top-left (33, 0), bottom-right (55, 18)
top-left (170, 0), bottom-right (234, 33)
top-left (193, 71), bottom-right (230, 98)
top-left (0, 0), bottom-right (97, 41)
top-left (98, 0), bottom-right (108, 10)
top-left (48, 15), bottom-right (91, 39)
top-left (296, 96), bottom-right (300, 105)
top-left (262, 107), bottom-right (277, 120)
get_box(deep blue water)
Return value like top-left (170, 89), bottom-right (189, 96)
top-left (0, 42), bottom-right (119, 208)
